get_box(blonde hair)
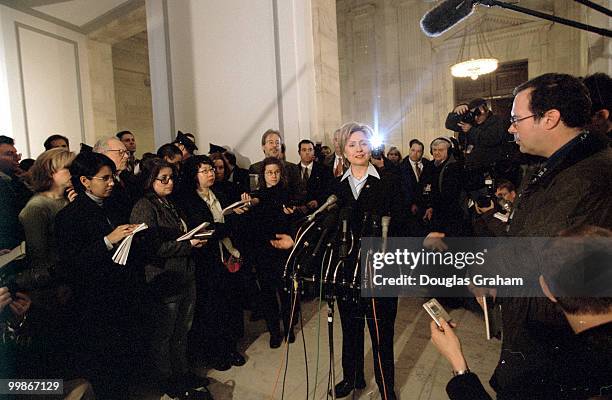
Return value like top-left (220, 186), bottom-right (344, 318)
top-left (30, 148), bottom-right (75, 192)
top-left (337, 122), bottom-right (374, 166)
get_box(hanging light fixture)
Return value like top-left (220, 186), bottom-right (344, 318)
top-left (451, 23), bottom-right (498, 80)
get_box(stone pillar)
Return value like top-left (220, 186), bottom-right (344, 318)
top-left (311, 0), bottom-right (342, 144)
top-left (86, 40), bottom-right (117, 138)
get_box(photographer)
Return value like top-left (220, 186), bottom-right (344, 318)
top-left (472, 180), bottom-right (516, 236)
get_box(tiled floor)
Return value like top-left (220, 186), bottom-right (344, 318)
top-left (183, 297), bottom-right (501, 400)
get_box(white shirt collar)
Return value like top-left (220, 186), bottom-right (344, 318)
top-left (341, 163), bottom-right (380, 181)
top-left (300, 162), bottom-right (313, 170)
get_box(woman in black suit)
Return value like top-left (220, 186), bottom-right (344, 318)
top-left (248, 157), bottom-right (296, 348)
top-left (130, 158), bottom-right (208, 399)
top-left (330, 122), bottom-right (409, 400)
top-left (55, 152), bottom-right (142, 399)
top-left (176, 155), bottom-right (245, 371)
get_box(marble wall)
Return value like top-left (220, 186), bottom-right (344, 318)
top-left (337, 0), bottom-right (611, 155)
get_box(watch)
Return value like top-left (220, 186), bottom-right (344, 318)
top-left (452, 368), bottom-right (471, 377)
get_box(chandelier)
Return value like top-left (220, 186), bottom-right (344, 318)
top-left (451, 24), bottom-right (498, 80)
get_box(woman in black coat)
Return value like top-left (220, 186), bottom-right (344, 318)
top-left (175, 155), bottom-right (246, 371)
top-left (247, 157), bottom-right (297, 348)
top-left (129, 158), bottom-right (208, 398)
top-left (55, 152), bottom-right (142, 399)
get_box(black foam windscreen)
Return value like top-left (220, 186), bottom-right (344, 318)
top-left (420, 0), bottom-right (476, 38)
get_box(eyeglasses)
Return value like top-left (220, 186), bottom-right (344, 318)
top-left (107, 149), bottom-right (129, 157)
top-left (265, 170), bottom-right (281, 176)
top-left (509, 114), bottom-right (537, 127)
top-left (88, 174), bottom-right (116, 183)
top-left (198, 167), bottom-right (216, 174)
top-left (155, 176), bottom-right (174, 184)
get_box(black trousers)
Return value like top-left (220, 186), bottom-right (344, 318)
top-left (149, 280), bottom-right (196, 391)
top-left (256, 268), bottom-right (297, 337)
top-left (337, 296), bottom-right (397, 396)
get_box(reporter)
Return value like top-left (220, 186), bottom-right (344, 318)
top-left (248, 157), bottom-right (296, 348)
top-left (55, 151), bottom-right (140, 399)
top-left (130, 158), bottom-right (207, 398)
top-left (176, 155), bottom-right (245, 371)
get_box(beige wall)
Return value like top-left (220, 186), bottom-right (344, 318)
top-left (87, 39), bottom-right (117, 139)
top-left (337, 0), bottom-right (611, 156)
top-left (112, 33), bottom-right (154, 157)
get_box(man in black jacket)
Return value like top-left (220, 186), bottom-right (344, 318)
top-left (294, 139), bottom-right (333, 212)
top-left (431, 225), bottom-right (612, 400)
top-left (469, 73), bottom-right (612, 399)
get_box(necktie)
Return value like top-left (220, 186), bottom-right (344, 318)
top-left (303, 167), bottom-right (309, 181)
top-left (415, 163), bottom-right (422, 181)
top-left (334, 158), bottom-right (343, 177)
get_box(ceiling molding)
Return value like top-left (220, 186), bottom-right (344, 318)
top-left (0, 0), bottom-right (85, 33)
top-left (80, 0), bottom-right (143, 34)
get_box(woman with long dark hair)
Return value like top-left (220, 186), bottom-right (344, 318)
top-left (130, 158), bottom-right (209, 399)
top-left (176, 155), bottom-right (245, 371)
top-left (247, 157), bottom-right (297, 348)
top-left (55, 151), bottom-right (141, 399)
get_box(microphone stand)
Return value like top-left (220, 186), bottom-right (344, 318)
top-left (477, 0), bottom-right (612, 37)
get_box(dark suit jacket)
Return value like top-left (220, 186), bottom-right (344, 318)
top-left (295, 161), bottom-right (334, 206)
top-left (399, 157), bottom-right (430, 206)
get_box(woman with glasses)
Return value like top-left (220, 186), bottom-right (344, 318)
top-left (129, 158), bottom-right (209, 399)
top-left (55, 152), bottom-right (142, 399)
top-left (247, 157), bottom-right (296, 348)
top-left (175, 155), bottom-right (245, 371)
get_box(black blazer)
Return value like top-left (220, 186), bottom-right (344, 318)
top-left (55, 193), bottom-right (137, 319)
top-left (228, 166), bottom-right (251, 194)
top-left (295, 161), bottom-right (334, 206)
top-left (333, 169), bottom-right (410, 240)
top-left (399, 157), bottom-right (430, 205)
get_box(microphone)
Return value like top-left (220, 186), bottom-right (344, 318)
top-left (338, 207), bottom-right (352, 259)
top-left (305, 194), bottom-right (338, 222)
top-left (381, 216), bottom-right (391, 253)
top-left (309, 211), bottom-right (338, 260)
top-left (371, 214), bottom-right (381, 237)
top-left (420, 0), bottom-right (476, 38)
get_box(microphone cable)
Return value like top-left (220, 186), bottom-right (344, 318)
top-left (371, 298), bottom-right (389, 400)
top-left (300, 304), bottom-right (309, 400)
top-left (281, 279), bottom-right (300, 400)
top-left (312, 244), bottom-right (334, 400)
top-left (268, 279), bottom-right (299, 400)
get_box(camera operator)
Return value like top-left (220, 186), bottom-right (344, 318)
top-left (446, 99), bottom-right (517, 193)
top-left (370, 143), bottom-right (400, 175)
top-left (472, 180), bottom-right (516, 236)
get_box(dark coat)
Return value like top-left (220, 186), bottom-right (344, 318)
top-left (228, 166), bottom-right (250, 194)
top-left (174, 186), bottom-right (244, 353)
top-left (55, 193), bottom-right (137, 317)
top-left (130, 192), bottom-right (195, 300)
top-left (489, 132), bottom-right (612, 397)
top-left (446, 322), bottom-right (612, 400)
top-left (399, 157), bottom-right (430, 206)
top-left (295, 161), bottom-right (334, 206)
top-left (417, 157), bottom-right (467, 235)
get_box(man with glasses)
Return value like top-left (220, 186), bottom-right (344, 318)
top-left (94, 136), bottom-right (139, 221)
top-left (249, 129), bottom-right (300, 196)
top-left (470, 73), bottom-right (612, 398)
top-left (0, 135), bottom-right (32, 249)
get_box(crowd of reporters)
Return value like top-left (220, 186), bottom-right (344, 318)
top-left (0, 71), bottom-right (610, 400)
